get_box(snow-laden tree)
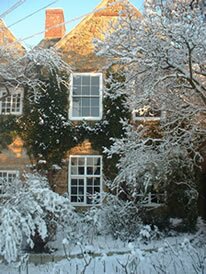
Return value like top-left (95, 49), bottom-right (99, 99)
top-left (0, 44), bottom-right (70, 99)
top-left (0, 44), bottom-right (71, 151)
top-left (95, 0), bottom-right (205, 225)
top-left (0, 173), bottom-right (76, 263)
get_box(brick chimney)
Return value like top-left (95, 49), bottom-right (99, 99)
top-left (45, 9), bottom-right (66, 39)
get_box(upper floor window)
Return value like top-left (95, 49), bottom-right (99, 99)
top-left (0, 88), bottom-right (23, 115)
top-left (68, 155), bottom-right (102, 206)
top-left (69, 73), bottom-right (103, 120)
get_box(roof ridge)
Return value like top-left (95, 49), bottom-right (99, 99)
top-left (0, 19), bottom-right (25, 53)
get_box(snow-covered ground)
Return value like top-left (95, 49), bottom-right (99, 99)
top-left (1, 224), bottom-right (205, 274)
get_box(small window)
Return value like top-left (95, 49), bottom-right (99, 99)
top-left (69, 73), bottom-right (103, 120)
top-left (0, 170), bottom-right (19, 194)
top-left (0, 88), bottom-right (23, 115)
top-left (132, 106), bottom-right (165, 121)
top-left (68, 155), bottom-right (102, 205)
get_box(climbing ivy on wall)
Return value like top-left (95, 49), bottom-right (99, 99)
top-left (0, 66), bottom-right (130, 181)
top-left (0, 116), bottom-right (19, 152)
top-left (17, 70), bottom-right (77, 168)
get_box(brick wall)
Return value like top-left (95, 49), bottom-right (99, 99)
top-left (53, 140), bottom-right (100, 194)
top-left (0, 137), bottom-right (31, 172)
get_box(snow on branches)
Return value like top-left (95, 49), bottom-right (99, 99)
top-left (0, 45), bottom-right (71, 101)
top-left (96, 0), bottom-right (205, 210)
top-left (0, 173), bottom-right (75, 263)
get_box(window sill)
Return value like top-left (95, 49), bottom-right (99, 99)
top-left (69, 116), bottom-right (102, 121)
top-left (133, 117), bottom-right (161, 122)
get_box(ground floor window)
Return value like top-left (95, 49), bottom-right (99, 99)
top-left (68, 155), bottom-right (102, 205)
top-left (0, 88), bottom-right (23, 115)
top-left (0, 170), bottom-right (19, 194)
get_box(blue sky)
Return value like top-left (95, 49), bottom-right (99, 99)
top-left (0, 0), bottom-right (144, 48)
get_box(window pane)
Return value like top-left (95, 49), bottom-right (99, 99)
top-left (94, 167), bottom-right (100, 175)
top-left (94, 157), bottom-right (101, 166)
top-left (87, 177), bottom-right (93, 185)
top-left (71, 196), bottom-right (77, 202)
top-left (8, 174), bottom-right (15, 183)
top-left (71, 179), bottom-right (77, 185)
top-left (78, 196), bottom-right (84, 203)
top-left (78, 158), bottom-right (85, 165)
top-left (72, 98), bottom-right (81, 117)
top-left (71, 166), bottom-right (78, 175)
top-left (82, 86), bottom-right (90, 95)
top-left (71, 187), bottom-right (77, 194)
top-left (82, 108), bottom-right (90, 117)
top-left (87, 158), bottom-right (93, 165)
top-left (87, 187), bottom-right (93, 194)
top-left (94, 178), bottom-right (100, 185)
top-left (91, 108), bottom-right (99, 117)
top-left (73, 76), bottom-right (81, 86)
top-left (82, 76), bottom-right (90, 86)
top-left (79, 179), bottom-right (84, 186)
top-left (94, 187), bottom-right (100, 193)
top-left (87, 167), bottom-right (93, 175)
top-left (87, 197), bottom-right (93, 204)
top-left (91, 86), bottom-right (99, 96)
top-left (91, 76), bottom-right (99, 86)
top-left (79, 187), bottom-right (84, 194)
top-left (82, 98), bottom-right (90, 107)
top-left (78, 167), bottom-right (84, 175)
top-left (91, 98), bottom-right (99, 107)
top-left (73, 86), bottom-right (81, 95)
top-left (71, 158), bottom-right (78, 166)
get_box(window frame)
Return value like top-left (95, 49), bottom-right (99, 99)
top-left (69, 73), bottom-right (103, 121)
top-left (132, 107), bottom-right (166, 122)
top-left (68, 155), bottom-right (103, 206)
top-left (0, 170), bottom-right (19, 194)
top-left (0, 87), bottom-right (24, 115)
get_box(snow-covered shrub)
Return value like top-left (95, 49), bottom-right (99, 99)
top-left (62, 193), bottom-right (143, 243)
top-left (63, 205), bottom-right (107, 248)
top-left (167, 183), bottom-right (199, 232)
top-left (0, 173), bottom-right (75, 263)
top-left (139, 224), bottom-right (161, 242)
top-left (88, 194), bottom-right (143, 241)
top-left (139, 205), bottom-right (170, 232)
top-left (105, 123), bottom-right (199, 231)
top-left (73, 195), bottom-right (167, 242)
top-left (63, 212), bottom-right (94, 246)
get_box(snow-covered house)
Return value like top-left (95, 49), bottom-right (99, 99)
top-left (0, 19), bottom-right (29, 190)
top-left (0, 0), bottom-right (141, 206)
top-left (1, 0), bottom-right (205, 217)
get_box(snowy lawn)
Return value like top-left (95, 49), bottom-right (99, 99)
top-left (1, 228), bottom-right (205, 274)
